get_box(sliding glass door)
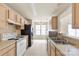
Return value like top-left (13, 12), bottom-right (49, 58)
top-left (35, 25), bottom-right (47, 35)
top-left (41, 25), bottom-right (46, 35)
top-left (35, 25), bottom-right (41, 35)
top-left (33, 24), bottom-right (47, 39)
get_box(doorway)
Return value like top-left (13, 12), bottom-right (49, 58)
top-left (33, 22), bottom-right (48, 39)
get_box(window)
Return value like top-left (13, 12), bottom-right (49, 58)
top-left (76, 29), bottom-right (79, 37)
top-left (68, 24), bottom-right (76, 36)
top-left (35, 24), bottom-right (47, 35)
top-left (41, 25), bottom-right (46, 35)
top-left (68, 24), bottom-right (79, 38)
top-left (35, 25), bottom-right (40, 35)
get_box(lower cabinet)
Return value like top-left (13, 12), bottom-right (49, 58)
top-left (56, 49), bottom-right (63, 56)
top-left (47, 39), bottom-right (64, 56)
top-left (2, 53), bottom-right (9, 56)
top-left (3, 48), bottom-right (16, 56)
top-left (47, 39), bottom-right (51, 56)
top-left (8, 48), bottom-right (16, 56)
top-left (0, 43), bottom-right (16, 56)
top-left (48, 43), bottom-right (51, 56)
top-left (50, 43), bottom-right (55, 56)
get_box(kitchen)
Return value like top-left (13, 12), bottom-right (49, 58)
top-left (0, 3), bottom-right (79, 56)
top-left (0, 3), bottom-right (32, 56)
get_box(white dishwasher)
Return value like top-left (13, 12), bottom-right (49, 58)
top-left (17, 37), bottom-right (26, 56)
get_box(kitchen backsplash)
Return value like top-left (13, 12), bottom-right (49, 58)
top-left (1, 33), bottom-right (16, 40)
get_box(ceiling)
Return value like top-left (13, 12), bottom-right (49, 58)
top-left (5, 3), bottom-right (70, 20)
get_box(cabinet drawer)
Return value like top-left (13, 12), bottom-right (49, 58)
top-left (0, 43), bottom-right (15, 55)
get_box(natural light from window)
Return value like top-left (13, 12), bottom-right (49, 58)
top-left (35, 25), bottom-right (47, 35)
top-left (68, 24), bottom-right (79, 38)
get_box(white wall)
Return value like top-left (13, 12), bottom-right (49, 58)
top-left (58, 6), bottom-right (72, 35)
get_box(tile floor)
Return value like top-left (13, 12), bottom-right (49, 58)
top-left (25, 40), bottom-right (48, 56)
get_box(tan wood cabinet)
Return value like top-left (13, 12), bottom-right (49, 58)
top-left (50, 43), bottom-right (55, 56)
top-left (17, 15), bottom-right (21, 24)
top-left (3, 48), bottom-right (15, 56)
top-left (50, 16), bottom-right (58, 29)
top-left (7, 9), bottom-right (17, 22)
top-left (47, 39), bottom-right (64, 56)
top-left (2, 53), bottom-right (8, 56)
top-left (56, 49), bottom-right (63, 56)
top-left (0, 43), bottom-right (16, 56)
top-left (24, 20), bottom-right (27, 24)
top-left (72, 3), bottom-right (79, 29)
top-left (8, 48), bottom-right (16, 56)
top-left (0, 4), bottom-right (7, 33)
top-left (24, 20), bottom-right (31, 25)
top-left (21, 18), bottom-right (25, 29)
top-left (47, 39), bottom-right (51, 56)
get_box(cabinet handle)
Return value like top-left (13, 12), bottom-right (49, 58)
top-left (8, 10), bottom-right (9, 19)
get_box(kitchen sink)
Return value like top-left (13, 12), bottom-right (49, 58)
top-left (53, 40), bottom-right (68, 44)
top-left (49, 37), bottom-right (68, 44)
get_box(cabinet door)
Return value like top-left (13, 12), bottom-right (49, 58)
top-left (1, 43), bottom-right (16, 56)
top-left (2, 53), bottom-right (9, 56)
top-left (48, 43), bottom-right (51, 56)
top-left (21, 18), bottom-right (25, 29)
top-left (24, 20), bottom-right (27, 24)
top-left (56, 49), bottom-right (63, 56)
top-left (8, 48), bottom-right (16, 56)
top-left (51, 43), bottom-right (55, 56)
top-left (51, 16), bottom-right (58, 29)
top-left (0, 4), bottom-right (7, 33)
top-left (17, 15), bottom-right (21, 24)
top-left (72, 3), bottom-right (79, 28)
top-left (52, 17), bottom-right (57, 23)
top-left (47, 40), bottom-right (51, 56)
top-left (8, 9), bottom-right (17, 22)
top-left (52, 22), bottom-right (57, 29)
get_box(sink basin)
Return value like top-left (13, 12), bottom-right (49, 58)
top-left (49, 37), bottom-right (68, 44)
top-left (50, 37), bottom-right (58, 40)
top-left (52, 40), bottom-right (68, 44)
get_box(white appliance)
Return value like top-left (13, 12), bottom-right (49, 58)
top-left (1, 33), bottom-right (26, 56)
top-left (16, 37), bottom-right (26, 56)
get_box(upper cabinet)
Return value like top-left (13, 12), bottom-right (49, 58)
top-left (16, 15), bottom-right (21, 25)
top-left (50, 16), bottom-right (58, 29)
top-left (0, 4), bottom-right (7, 33)
top-left (72, 3), bottom-right (79, 29)
top-left (7, 9), bottom-right (17, 23)
top-left (21, 17), bottom-right (25, 29)
top-left (24, 20), bottom-right (28, 25)
top-left (0, 4), bottom-right (31, 31)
